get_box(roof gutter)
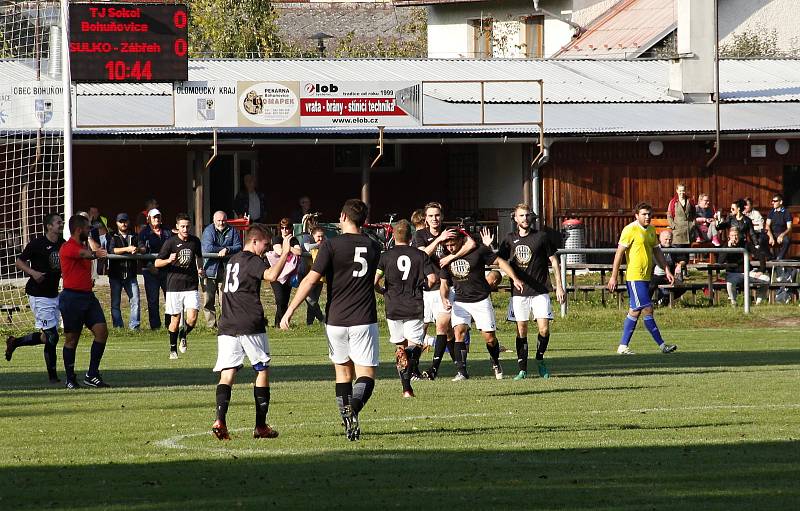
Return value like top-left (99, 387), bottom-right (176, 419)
top-left (71, 132), bottom-right (800, 146)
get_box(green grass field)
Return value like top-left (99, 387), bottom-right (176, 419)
top-left (1, 300), bottom-right (799, 510)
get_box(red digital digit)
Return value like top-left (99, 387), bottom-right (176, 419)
top-left (142, 60), bottom-right (153, 80)
top-left (105, 61), bottom-right (115, 81)
top-left (174, 38), bottom-right (187, 57)
top-left (115, 61), bottom-right (126, 80)
top-left (173, 10), bottom-right (187, 29)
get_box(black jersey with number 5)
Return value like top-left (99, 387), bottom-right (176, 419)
top-left (218, 251), bottom-right (270, 336)
top-left (312, 233), bottom-right (381, 327)
top-left (441, 245), bottom-right (498, 303)
top-left (378, 245), bottom-right (435, 320)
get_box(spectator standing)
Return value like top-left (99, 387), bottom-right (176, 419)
top-left (136, 198), bottom-right (159, 233)
top-left (667, 183), bottom-right (695, 275)
top-left (303, 226), bottom-right (326, 325)
top-left (291, 195), bottom-right (313, 224)
top-left (233, 174), bottom-right (266, 223)
top-left (694, 193), bottom-right (720, 246)
top-left (766, 194), bottom-right (793, 261)
top-left (88, 206), bottom-right (108, 233)
top-left (269, 218), bottom-right (302, 327)
top-left (410, 209), bottom-right (426, 231)
top-left (106, 213), bottom-right (143, 330)
top-left (138, 208), bottom-right (171, 330)
top-left (201, 211), bottom-right (242, 328)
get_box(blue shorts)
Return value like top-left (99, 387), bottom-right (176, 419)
top-left (59, 289), bottom-right (106, 333)
top-left (626, 280), bottom-right (653, 311)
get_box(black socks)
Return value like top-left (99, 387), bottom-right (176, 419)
top-left (516, 336), bottom-right (529, 371)
top-left (169, 330), bottom-right (178, 352)
top-left (254, 386), bottom-right (270, 427)
top-left (486, 340), bottom-right (501, 365)
top-left (216, 383), bottom-right (232, 423)
top-left (536, 333), bottom-right (550, 360)
top-left (63, 346), bottom-right (76, 381)
top-left (351, 377), bottom-right (375, 415)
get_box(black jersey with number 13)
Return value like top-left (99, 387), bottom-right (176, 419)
top-left (312, 233), bottom-right (381, 327)
top-left (218, 251), bottom-right (270, 336)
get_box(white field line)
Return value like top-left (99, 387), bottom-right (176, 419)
top-left (154, 404), bottom-right (800, 455)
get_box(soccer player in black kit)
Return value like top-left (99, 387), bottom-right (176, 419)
top-left (374, 220), bottom-right (436, 398)
top-left (155, 213), bottom-right (204, 359)
top-left (211, 225), bottom-right (292, 440)
top-left (411, 202), bottom-right (475, 380)
top-left (497, 204), bottom-right (565, 380)
top-left (441, 233), bottom-right (524, 381)
top-left (281, 199), bottom-right (381, 441)
top-left (6, 214), bottom-right (65, 383)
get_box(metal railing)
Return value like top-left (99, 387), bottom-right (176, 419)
top-left (555, 247), bottom-right (752, 316)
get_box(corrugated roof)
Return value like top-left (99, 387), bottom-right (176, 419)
top-left (70, 102), bottom-right (800, 137)
top-left (555, 0), bottom-right (675, 59)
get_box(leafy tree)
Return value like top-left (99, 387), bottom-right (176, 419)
top-left (189, 0), bottom-right (282, 58)
top-left (721, 28), bottom-right (780, 58)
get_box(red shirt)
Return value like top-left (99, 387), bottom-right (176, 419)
top-left (60, 238), bottom-right (93, 292)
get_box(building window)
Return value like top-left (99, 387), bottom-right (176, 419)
top-left (522, 16), bottom-right (544, 58)
top-left (334, 144), bottom-right (401, 173)
top-left (469, 18), bottom-right (493, 58)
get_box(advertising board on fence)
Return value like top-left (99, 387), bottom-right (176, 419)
top-left (174, 81), bottom-right (238, 127)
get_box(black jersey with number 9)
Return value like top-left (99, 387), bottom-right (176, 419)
top-left (378, 245), bottom-right (434, 320)
top-left (311, 233), bottom-right (381, 327)
top-left (218, 251), bottom-right (270, 336)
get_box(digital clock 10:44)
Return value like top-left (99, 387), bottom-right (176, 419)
top-left (105, 60), bottom-right (152, 81)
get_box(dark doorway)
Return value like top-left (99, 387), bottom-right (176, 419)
top-left (209, 154), bottom-right (235, 218)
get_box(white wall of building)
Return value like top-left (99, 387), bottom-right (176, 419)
top-left (478, 144), bottom-right (526, 209)
top-left (720, 0), bottom-right (800, 53)
top-left (426, 0), bottom-right (579, 58)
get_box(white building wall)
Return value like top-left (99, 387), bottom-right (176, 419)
top-left (478, 144), bottom-right (525, 209)
top-left (426, 0), bottom-right (578, 58)
top-left (720, 0), bottom-right (800, 53)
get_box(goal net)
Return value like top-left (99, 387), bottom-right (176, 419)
top-left (1, 0), bottom-right (65, 331)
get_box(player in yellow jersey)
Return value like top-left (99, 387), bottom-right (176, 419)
top-left (607, 203), bottom-right (678, 355)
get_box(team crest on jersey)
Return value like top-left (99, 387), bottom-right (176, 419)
top-left (177, 248), bottom-right (193, 267)
top-left (48, 250), bottom-right (60, 271)
top-left (435, 243), bottom-right (445, 258)
top-left (514, 244), bottom-right (532, 267)
top-left (450, 258), bottom-right (470, 279)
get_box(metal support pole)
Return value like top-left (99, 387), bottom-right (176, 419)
top-left (744, 252), bottom-right (750, 314)
top-left (560, 253), bottom-right (568, 317)
top-left (60, 0), bottom-right (73, 235)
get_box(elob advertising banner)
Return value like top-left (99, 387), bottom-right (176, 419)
top-left (299, 81), bottom-right (422, 127)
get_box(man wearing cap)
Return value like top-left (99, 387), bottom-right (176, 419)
top-left (201, 211), bottom-right (242, 328)
top-left (138, 208), bottom-right (171, 330)
top-left (107, 213), bottom-right (144, 330)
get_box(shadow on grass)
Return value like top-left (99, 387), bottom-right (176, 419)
top-left (1, 441), bottom-right (798, 510)
top-left (1, 349), bottom-right (798, 391)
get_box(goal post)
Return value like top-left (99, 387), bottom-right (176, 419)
top-left (0, 0), bottom-right (66, 330)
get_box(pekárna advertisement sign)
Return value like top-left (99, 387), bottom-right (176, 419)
top-left (237, 81), bottom-right (300, 127)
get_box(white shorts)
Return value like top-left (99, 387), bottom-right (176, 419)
top-left (507, 294), bottom-right (553, 322)
top-left (165, 290), bottom-right (200, 315)
top-left (28, 295), bottom-right (60, 330)
top-left (423, 289), bottom-right (454, 323)
top-left (325, 323), bottom-right (379, 367)
top-left (451, 297), bottom-right (496, 332)
top-left (213, 333), bottom-right (271, 372)
top-left (387, 318), bottom-right (424, 345)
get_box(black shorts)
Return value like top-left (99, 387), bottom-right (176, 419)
top-left (59, 289), bottom-right (106, 333)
